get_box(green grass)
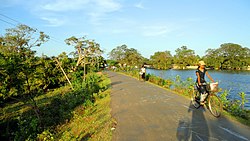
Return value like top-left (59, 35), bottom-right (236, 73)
top-left (0, 86), bottom-right (71, 122)
top-left (54, 89), bottom-right (113, 141)
top-left (53, 73), bottom-right (113, 140)
top-left (1, 73), bottom-right (113, 140)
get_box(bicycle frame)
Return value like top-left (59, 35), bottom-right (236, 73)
top-left (191, 84), bottom-right (222, 117)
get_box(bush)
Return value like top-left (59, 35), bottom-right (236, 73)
top-left (142, 73), bottom-right (172, 88)
top-left (1, 72), bottom-right (109, 140)
top-left (220, 90), bottom-right (250, 119)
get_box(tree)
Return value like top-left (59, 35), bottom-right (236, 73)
top-left (203, 49), bottom-right (223, 69)
top-left (123, 48), bottom-right (143, 67)
top-left (204, 43), bottom-right (250, 70)
top-left (65, 36), bottom-right (103, 80)
top-left (0, 24), bottom-right (49, 127)
top-left (108, 45), bottom-right (143, 67)
top-left (108, 44), bottom-right (128, 63)
top-left (37, 55), bottom-right (64, 90)
top-left (87, 41), bottom-right (104, 72)
top-left (0, 24), bottom-right (49, 99)
top-left (173, 46), bottom-right (198, 69)
top-left (65, 36), bottom-right (87, 71)
top-left (150, 51), bottom-right (172, 69)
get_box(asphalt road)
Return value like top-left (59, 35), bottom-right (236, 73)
top-left (108, 71), bottom-right (250, 141)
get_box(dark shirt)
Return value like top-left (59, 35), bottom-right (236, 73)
top-left (196, 69), bottom-right (207, 83)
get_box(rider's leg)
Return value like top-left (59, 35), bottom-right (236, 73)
top-left (195, 84), bottom-right (201, 100)
top-left (199, 85), bottom-right (208, 104)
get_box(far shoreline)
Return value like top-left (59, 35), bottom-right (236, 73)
top-left (145, 65), bottom-right (250, 71)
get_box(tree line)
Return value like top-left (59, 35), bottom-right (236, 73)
top-left (0, 24), bottom-right (107, 139)
top-left (108, 44), bottom-right (250, 70)
top-left (0, 24), bottom-right (105, 103)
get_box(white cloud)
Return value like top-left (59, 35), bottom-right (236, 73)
top-left (41, 0), bottom-right (90, 12)
top-left (142, 25), bottom-right (171, 37)
top-left (38, 0), bottom-right (122, 26)
top-left (134, 1), bottom-right (145, 9)
top-left (94, 0), bottom-right (122, 12)
top-left (41, 17), bottom-right (66, 27)
top-left (88, 0), bottom-right (122, 25)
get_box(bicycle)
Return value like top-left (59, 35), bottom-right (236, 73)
top-left (190, 82), bottom-right (222, 117)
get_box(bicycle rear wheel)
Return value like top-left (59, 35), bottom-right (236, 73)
top-left (191, 89), bottom-right (200, 108)
top-left (208, 94), bottom-right (222, 117)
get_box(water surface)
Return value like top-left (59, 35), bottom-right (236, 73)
top-left (146, 69), bottom-right (250, 109)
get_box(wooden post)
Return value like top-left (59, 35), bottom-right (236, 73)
top-left (55, 58), bottom-right (74, 90)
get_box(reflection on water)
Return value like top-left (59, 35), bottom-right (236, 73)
top-left (147, 69), bottom-right (250, 109)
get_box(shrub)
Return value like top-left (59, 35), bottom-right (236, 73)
top-left (3, 72), bottom-right (109, 140)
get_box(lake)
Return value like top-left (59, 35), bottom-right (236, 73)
top-left (146, 69), bottom-right (250, 109)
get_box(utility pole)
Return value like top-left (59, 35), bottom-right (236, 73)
top-left (55, 58), bottom-right (74, 90)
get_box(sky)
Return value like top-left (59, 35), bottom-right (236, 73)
top-left (0, 0), bottom-right (250, 59)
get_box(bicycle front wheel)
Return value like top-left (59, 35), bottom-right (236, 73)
top-left (208, 94), bottom-right (222, 117)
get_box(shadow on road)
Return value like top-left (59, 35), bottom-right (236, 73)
top-left (176, 102), bottom-right (210, 141)
top-left (111, 81), bottom-right (122, 86)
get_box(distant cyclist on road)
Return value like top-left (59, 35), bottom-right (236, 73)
top-left (196, 61), bottom-right (214, 105)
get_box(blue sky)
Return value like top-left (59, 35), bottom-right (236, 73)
top-left (0, 0), bottom-right (250, 59)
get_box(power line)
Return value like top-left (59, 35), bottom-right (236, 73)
top-left (0, 18), bottom-right (16, 26)
top-left (0, 13), bottom-right (20, 24)
top-left (0, 13), bottom-right (66, 46)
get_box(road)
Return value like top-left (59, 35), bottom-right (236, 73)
top-left (108, 71), bottom-right (250, 141)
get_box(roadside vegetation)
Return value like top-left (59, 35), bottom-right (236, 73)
top-left (0, 25), bottom-right (112, 140)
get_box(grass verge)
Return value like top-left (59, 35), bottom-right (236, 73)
top-left (53, 89), bottom-right (113, 141)
top-left (1, 73), bottom-right (113, 140)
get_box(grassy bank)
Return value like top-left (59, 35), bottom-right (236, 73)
top-left (118, 69), bottom-right (250, 127)
top-left (0, 73), bottom-right (113, 140)
top-left (52, 89), bottom-right (113, 140)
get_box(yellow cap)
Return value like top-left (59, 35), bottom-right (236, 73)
top-left (199, 61), bottom-right (206, 66)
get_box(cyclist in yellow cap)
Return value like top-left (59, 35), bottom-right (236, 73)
top-left (196, 61), bottom-right (214, 105)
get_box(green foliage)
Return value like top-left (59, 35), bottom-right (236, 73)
top-left (172, 75), bottom-right (194, 96)
top-left (0, 25), bottom-right (51, 101)
top-left (123, 68), bottom-right (140, 78)
top-left (219, 89), bottom-right (230, 108)
top-left (124, 48), bottom-right (144, 66)
top-left (71, 72), bottom-right (109, 107)
top-left (14, 116), bottom-right (40, 140)
top-left (204, 43), bottom-right (250, 70)
top-left (107, 59), bottom-right (119, 67)
top-left (1, 73), bottom-right (109, 140)
top-left (219, 90), bottom-right (249, 119)
top-left (108, 44), bottom-right (144, 67)
top-left (238, 92), bottom-right (248, 109)
top-left (150, 51), bottom-right (172, 69)
top-left (0, 25), bottom-right (107, 140)
top-left (147, 74), bottom-right (168, 86)
top-left (108, 44), bottom-right (128, 62)
top-left (55, 89), bottom-right (113, 141)
top-left (37, 130), bottom-right (55, 141)
top-left (173, 46), bottom-right (198, 69)
top-left (65, 36), bottom-right (103, 73)
top-left (108, 43), bottom-right (249, 70)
